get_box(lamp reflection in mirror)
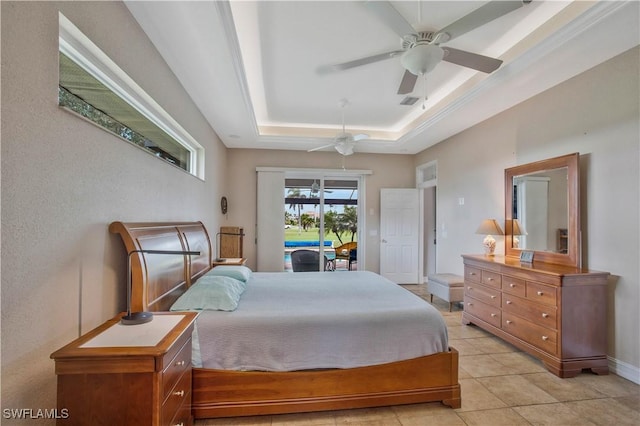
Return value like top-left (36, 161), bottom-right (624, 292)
top-left (476, 219), bottom-right (504, 256)
top-left (511, 219), bottom-right (527, 248)
top-left (123, 249), bottom-right (200, 325)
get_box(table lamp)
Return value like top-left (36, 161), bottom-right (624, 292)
top-left (123, 249), bottom-right (200, 325)
top-left (511, 219), bottom-right (527, 248)
top-left (476, 219), bottom-right (504, 256)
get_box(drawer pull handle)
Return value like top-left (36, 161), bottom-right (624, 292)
top-left (542, 336), bottom-right (549, 341)
top-left (506, 300), bottom-right (512, 305)
top-left (506, 320), bottom-right (513, 325)
top-left (537, 291), bottom-right (544, 296)
top-left (542, 313), bottom-right (549, 318)
top-left (509, 283), bottom-right (516, 288)
top-left (491, 295), bottom-right (496, 299)
top-left (175, 360), bottom-right (185, 367)
top-left (468, 286), bottom-right (473, 290)
top-left (467, 302), bottom-right (473, 306)
top-left (173, 390), bottom-right (185, 397)
top-left (487, 278), bottom-right (494, 281)
top-left (470, 272), bottom-right (477, 276)
top-left (491, 313), bottom-right (497, 317)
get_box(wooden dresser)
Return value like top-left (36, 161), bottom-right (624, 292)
top-left (51, 311), bottom-right (198, 425)
top-left (461, 254), bottom-right (609, 378)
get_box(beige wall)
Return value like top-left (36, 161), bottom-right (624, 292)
top-left (414, 47), bottom-right (640, 378)
top-left (2, 2), bottom-right (638, 418)
top-left (1, 1), bottom-right (227, 415)
top-left (226, 149), bottom-right (415, 273)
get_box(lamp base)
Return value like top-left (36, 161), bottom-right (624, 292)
top-left (121, 311), bottom-right (153, 325)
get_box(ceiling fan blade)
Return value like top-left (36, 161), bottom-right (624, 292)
top-left (436, 0), bottom-right (530, 43)
top-left (317, 50), bottom-right (404, 74)
top-left (397, 69), bottom-right (418, 95)
top-left (308, 143), bottom-right (334, 152)
top-left (442, 47), bottom-right (503, 73)
top-left (365, 0), bottom-right (416, 38)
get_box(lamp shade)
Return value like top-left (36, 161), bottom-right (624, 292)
top-left (476, 219), bottom-right (504, 236)
top-left (512, 219), bottom-right (527, 236)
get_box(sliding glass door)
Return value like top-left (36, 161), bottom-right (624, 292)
top-left (284, 174), bottom-right (360, 271)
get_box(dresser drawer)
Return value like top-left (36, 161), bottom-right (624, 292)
top-left (465, 282), bottom-right (500, 307)
top-left (464, 296), bottom-right (501, 328)
top-left (502, 275), bottom-right (526, 297)
top-left (465, 266), bottom-right (482, 283)
top-left (162, 337), bottom-right (191, 401)
top-left (502, 312), bottom-right (558, 355)
top-left (481, 270), bottom-right (502, 289)
top-left (502, 294), bottom-right (557, 330)
top-left (526, 281), bottom-right (557, 306)
top-left (162, 368), bottom-right (191, 426)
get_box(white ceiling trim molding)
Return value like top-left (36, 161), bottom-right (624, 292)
top-left (256, 167), bottom-right (372, 176)
top-left (393, 0), bottom-right (630, 152)
top-left (216, 0), bottom-right (259, 139)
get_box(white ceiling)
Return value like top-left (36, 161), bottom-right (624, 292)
top-left (125, 1), bottom-right (639, 155)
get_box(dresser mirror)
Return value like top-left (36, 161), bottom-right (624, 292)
top-left (504, 153), bottom-right (580, 267)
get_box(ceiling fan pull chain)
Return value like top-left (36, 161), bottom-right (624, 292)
top-left (422, 73), bottom-right (428, 110)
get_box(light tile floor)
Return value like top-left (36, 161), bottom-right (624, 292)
top-left (196, 284), bottom-right (639, 425)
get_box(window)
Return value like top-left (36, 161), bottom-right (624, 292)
top-left (58, 13), bottom-right (204, 178)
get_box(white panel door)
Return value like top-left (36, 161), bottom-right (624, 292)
top-left (380, 188), bottom-right (420, 283)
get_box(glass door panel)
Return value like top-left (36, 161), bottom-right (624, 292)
top-left (284, 175), bottom-right (359, 272)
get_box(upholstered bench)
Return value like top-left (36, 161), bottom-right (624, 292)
top-left (427, 273), bottom-right (464, 312)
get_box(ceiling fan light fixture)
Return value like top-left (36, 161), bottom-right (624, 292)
top-left (401, 44), bottom-right (444, 76)
top-left (335, 140), bottom-right (355, 156)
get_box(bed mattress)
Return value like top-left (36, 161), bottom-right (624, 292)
top-left (194, 270), bottom-right (448, 371)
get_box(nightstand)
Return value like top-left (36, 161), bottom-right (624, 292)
top-left (50, 311), bottom-right (198, 425)
top-left (212, 257), bottom-right (247, 267)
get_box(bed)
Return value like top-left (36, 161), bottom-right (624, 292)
top-left (109, 221), bottom-right (461, 419)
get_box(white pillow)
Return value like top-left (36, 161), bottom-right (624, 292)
top-left (205, 265), bottom-right (252, 282)
top-left (170, 275), bottom-right (245, 312)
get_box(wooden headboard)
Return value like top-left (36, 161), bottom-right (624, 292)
top-left (109, 222), bottom-right (213, 312)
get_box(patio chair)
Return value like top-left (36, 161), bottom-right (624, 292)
top-left (291, 249), bottom-right (329, 272)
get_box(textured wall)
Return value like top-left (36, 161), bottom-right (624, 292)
top-left (1, 1), bottom-right (227, 416)
top-left (414, 47), bottom-right (640, 379)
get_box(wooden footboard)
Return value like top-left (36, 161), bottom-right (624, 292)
top-left (192, 348), bottom-right (460, 418)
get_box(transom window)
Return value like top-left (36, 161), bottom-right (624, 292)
top-left (58, 13), bottom-right (204, 178)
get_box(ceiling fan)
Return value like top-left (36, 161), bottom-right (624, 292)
top-left (308, 99), bottom-right (368, 156)
top-left (318, 0), bottom-right (532, 95)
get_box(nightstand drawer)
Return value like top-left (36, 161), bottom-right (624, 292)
top-left (464, 296), bottom-right (501, 328)
top-left (163, 337), bottom-right (191, 400)
top-left (465, 283), bottom-right (501, 307)
top-left (162, 368), bottom-right (191, 426)
top-left (167, 398), bottom-right (192, 426)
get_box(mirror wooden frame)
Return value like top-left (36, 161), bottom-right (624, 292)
top-left (504, 153), bottom-right (580, 267)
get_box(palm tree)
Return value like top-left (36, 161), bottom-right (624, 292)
top-left (286, 188), bottom-right (306, 234)
top-left (324, 210), bottom-right (346, 245)
top-left (342, 206), bottom-right (358, 242)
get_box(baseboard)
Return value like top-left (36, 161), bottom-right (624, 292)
top-left (608, 356), bottom-right (640, 384)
